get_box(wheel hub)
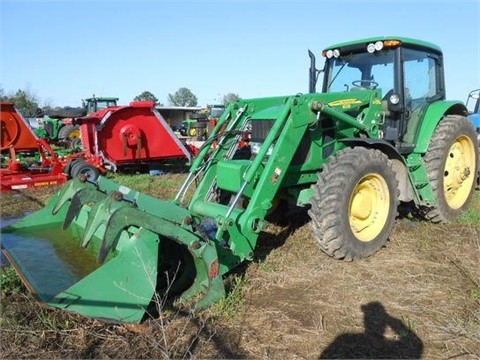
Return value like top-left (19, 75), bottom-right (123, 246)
top-left (349, 174), bottom-right (390, 242)
top-left (443, 135), bottom-right (476, 209)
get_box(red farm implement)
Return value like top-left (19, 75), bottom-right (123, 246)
top-left (75, 101), bottom-right (195, 171)
top-left (1, 101), bottom-right (197, 191)
top-left (1, 102), bottom-right (71, 191)
top-left (69, 101), bottom-right (195, 174)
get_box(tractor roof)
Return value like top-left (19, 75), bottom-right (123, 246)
top-left (323, 36), bottom-right (442, 54)
top-left (84, 97), bottom-right (119, 101)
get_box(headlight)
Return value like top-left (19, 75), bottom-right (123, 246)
top-left (250, 142), bottom-right (273, 157)
top-left (389, 93), bottom-right (401, 105)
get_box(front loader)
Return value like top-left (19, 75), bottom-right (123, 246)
top-left (2, 37), bottom-right (478, 323)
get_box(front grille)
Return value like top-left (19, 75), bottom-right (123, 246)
top-left (251, 119), bottom-right (274, 143)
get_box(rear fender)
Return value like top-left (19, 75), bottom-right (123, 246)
top-left (413, 100), bottom-right (468, 153)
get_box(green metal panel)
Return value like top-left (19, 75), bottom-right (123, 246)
top-left (217, 160), bottom-right (252, 193)
top-left (51, 228), bottom-right (159, 323)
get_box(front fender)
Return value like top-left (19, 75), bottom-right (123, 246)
top-left (414, 100), bottom-right (468, 153)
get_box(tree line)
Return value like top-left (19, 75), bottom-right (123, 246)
top-left (1, 85), bottom-right (240, 118)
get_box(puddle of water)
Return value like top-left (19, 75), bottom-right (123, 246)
top-left (2, 224), bottom-right (101, 301)
top-left (1, 217), bottom-right (22, 267)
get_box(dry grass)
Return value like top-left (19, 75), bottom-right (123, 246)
top-left (1, 175), bottom-right (479, 359)
top-left (233, 217), bottom-right (480, 359)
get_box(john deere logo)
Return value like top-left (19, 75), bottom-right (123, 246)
top-left (328, 99), bottom-right (362, 108)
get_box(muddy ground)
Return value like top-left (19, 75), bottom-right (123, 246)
top-left (1, 181), bottom-right (479, 359)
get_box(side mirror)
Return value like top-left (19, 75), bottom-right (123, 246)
top-left (308, 50), bottom-right (324, 94)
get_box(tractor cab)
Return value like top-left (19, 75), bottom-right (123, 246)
top-left (207, 104), bottom-right (226, 119)
top-left (311, 37), bottom-right (446, 152)
top-left (83, 96), bottom-right (119, 114)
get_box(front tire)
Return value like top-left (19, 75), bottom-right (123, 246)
top-left (423, 115), bottom-right (478, 222)
top-left (70, 160), bottom-right (100, 182)
top-left (309, 147), bottom-right (399, 260)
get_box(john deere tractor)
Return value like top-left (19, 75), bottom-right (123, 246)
top-left (183, 104), bottom-right (226, 139)
top-left (37, 96), bottom-right (119, 146)
top-left (2, 37), bottom-right (478, 323)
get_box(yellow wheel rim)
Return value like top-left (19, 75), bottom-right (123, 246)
top-left (67, 129), bottom-right (80, 140)
top-left (349, 173), bottom-right (390, 242)
top-left (443, 135), bottom-right (476, 209)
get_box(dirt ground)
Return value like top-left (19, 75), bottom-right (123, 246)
top-left (1, 185), bottom-right (479, 359)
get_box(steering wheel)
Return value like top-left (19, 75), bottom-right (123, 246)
top-left (352, 80), bottom-right (379, 89)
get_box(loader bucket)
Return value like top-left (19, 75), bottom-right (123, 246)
top-left (1, 176), bottom-right (225, 323)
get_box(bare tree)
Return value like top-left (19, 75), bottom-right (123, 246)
top-left (222, 93), bottom-right (240, 105)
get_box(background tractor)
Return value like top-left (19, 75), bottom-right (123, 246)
top-left (36, 96), bottom-right (119, 146)
top-left (182, 104), bottom-right (225, 139)
top-left (467, 88), bottom-right (480, 132)
top-left (466, 88), bottom-right (480, 187)
top-left (2, 37), bottom-right (478, 324)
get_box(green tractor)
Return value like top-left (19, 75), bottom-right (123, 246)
top-left (2, 37), bottom-right (478, 323)
top-left (37, 96), bottom-right (119, 146)
top-left (182, 104), bottom-right (226, 139)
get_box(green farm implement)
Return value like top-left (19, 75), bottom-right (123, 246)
top-left (2, 37), bottom-right (478, 323)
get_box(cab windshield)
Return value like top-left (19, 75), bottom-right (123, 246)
top-left (324, 50), bottom-right (395, 95)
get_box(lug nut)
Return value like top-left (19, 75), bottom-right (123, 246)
top-left (191, 240), bottom-right (201, 250)
top-left (112, 191), bottom-right (123, 201)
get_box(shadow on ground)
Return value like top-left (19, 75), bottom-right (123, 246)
top-left (319, 301), bottom-right (423, 359)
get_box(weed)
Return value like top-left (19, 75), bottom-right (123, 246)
top-left (469, 288), bottom-right (480, 303)
top-left (0, 266), bottom-right (24, 296)
top-left (456, 192), bottom-right (480, 225)
top-left (401, 315), bottom-right (417, 332)
top-left (455, 206), bottom-right (480, 225)
top-left (258, 260), bottom-right (275, 272)
top-left (214, 276), bottom-right (245, 320)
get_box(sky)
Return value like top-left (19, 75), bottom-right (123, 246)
top-left (1, 0), bottom-right (479, 108)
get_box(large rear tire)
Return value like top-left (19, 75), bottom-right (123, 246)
top-left (423, 115), bottom-right (478, 222)
top-left (58, 124), bottom-right (80, 141)
top-left (308, 147), bottom-right (399, 260)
